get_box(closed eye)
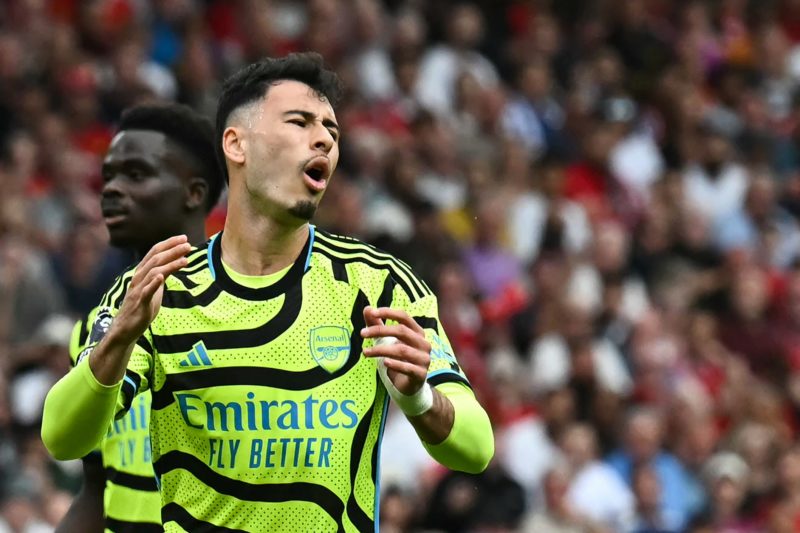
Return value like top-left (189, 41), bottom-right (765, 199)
top-left (288, 119), bottom-right (306, 127)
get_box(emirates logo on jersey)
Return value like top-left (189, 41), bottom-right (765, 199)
top-left (309, 326), bottom-right (351, 373)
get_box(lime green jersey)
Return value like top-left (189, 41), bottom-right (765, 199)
top-left (70, 312), bottom-right (161, 533)
top-left (63, 226), bottom-right (488, 532)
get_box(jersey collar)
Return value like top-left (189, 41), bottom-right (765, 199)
top-left (206, 225), bottom-right (315, 300)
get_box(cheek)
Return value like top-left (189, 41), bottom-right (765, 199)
top-left (132, 182), bottom-right (184, 211)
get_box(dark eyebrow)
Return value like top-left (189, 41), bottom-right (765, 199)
top-left (283, 109), bottom-right (339, 133)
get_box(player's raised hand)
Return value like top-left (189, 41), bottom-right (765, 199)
top-left (361, 306), bottom-right (431, 395)
top-left (110, 235), bottom-right (192, 345)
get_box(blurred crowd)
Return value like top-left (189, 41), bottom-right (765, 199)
top-left (8, 0), bottom-right (800, 531)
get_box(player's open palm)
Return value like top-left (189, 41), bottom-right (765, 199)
top-left (361, 306), bottom-right (431, 395)
top-left (111, 235), bottom-right (192, 345)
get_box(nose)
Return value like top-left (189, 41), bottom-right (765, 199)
top-left (101, 173), bottom-right (124, 198)
top-left (311, 123), bottom-right (334, 154)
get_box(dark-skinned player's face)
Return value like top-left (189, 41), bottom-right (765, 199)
top-left (100, 130), bottom-right (192, 252)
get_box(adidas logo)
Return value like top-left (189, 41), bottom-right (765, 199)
top-left (179, 341), bottom-right (213, 367)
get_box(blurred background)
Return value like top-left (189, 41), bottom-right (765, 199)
top-left (8, 0), bottom-right (800, 531)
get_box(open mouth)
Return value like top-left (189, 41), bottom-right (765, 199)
top-left (306, 167), bottom-right (324, 181)
top-left (303, 157), bottom-right (330, 192)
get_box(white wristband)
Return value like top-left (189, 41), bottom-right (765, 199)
top-left (374, 336), bottom-right (434, 417)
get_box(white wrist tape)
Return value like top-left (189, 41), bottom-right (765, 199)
top-left (374, 336), bottom-right (434, 417)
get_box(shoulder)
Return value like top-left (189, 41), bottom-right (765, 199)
top-left (103, 243), bottom-right (210, 304)
top-left (99, 263), bottom-right (138, 309)
top-left (312, 229), bottom-right (432, 302)
top-left (165, 244), bottom-right (212, 291)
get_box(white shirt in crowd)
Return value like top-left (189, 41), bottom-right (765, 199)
top-left (528, 335), bottom-right (633, 396)
top-left (683, 162), bottom-right (749, 224)
top-left (506, 193), bottom-right (591, 265)
top-left (566, 461), bottom-right (636, 532)
top-left (496, 415), bottom-right (561, 503)
top-left (414, 45), bottom-right (499, 115)
top-left (610, 132), bottom-right (665, 201)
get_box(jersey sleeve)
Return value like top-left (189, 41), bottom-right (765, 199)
top-left (389, 279), bottom-right (494, 473)
top-left (68, 308), bottom-right (104, 458)
top-left (42, 269), bottom-right (154, 460)
top-left (79, 270), bottom-right (154, 418)
top-left (389, 285), bottom-right (471, 390)
top-left (68, 306), bottom-right (102, 367)
top-left (68, 318), bottom-right (86, 367)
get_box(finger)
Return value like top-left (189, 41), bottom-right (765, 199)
top-left (138, 272), bottom-right (165, 302)
top-left (139, 235), bottom-right (189, 266)
top-left (135, 242), bottom-right (192, 282)
top-left (361, 324), bottom-right (420, 346)
top-left (149, 255), bottom-right (190, 281)
top-left (362, 325), bottom-right (431, 354)
top-left (362, 306), bottom-right (385, 328)
top-left (380, 356), bottom-right (428, 381)
top-left (142, 243), bottom-right (192, 274)
top-left (369, 307), bottom-right (425, 335)
top-left (363, 341), bottom-right (428, 365)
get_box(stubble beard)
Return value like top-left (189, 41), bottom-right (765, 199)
top-left (288, 200), bottom-right (317, 221)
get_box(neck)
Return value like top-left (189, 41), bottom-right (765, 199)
top-left (133, 220), bottom-right (207, 260)
top-left (220, 196), bottom-right (309, 276)
top-left (184, 220), bottom-right (208, 249)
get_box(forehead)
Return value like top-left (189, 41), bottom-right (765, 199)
top-left (105, 130), bottom-right (169, 162)
top-left (260, 80), bottom-right (336, 119)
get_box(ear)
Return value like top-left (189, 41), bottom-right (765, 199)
top-left (222, 126), bottom-right (246, 167)
top-left (185, 177), bottom-right (209, 211)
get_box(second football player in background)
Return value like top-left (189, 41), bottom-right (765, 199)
top-left (56, 103), bottom-right (223, 533)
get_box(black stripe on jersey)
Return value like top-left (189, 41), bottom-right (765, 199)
top-left (152, 283), bottom-right (302, 355)
top-left (371, 390), bottom-right (388, 497)
top-left (161, 503), bottom-right (248, 533)
top-left (314, 234), bottom-right (428, 301)
top-left (101, 273), bottom-right (127, 308)
top-left (167, 249), bottom-right (206, 290)
top-left (316, 231), bottom-right (432, 299)
top-left (428, 372), bottom-right (472, 389)
top-left (315, 237), bottom-right (429, 302)
top-left (210, 230), bottom-right (311, 301)
top-left (104, 517), bottom-right (162, 533)
top-left (330, 258), bottom-right (349, 283)
top-left (151, 290), bottom-right (370, 410)
top-left (136, 335), bottom-right (153, 355)
top-left (155, 452), bottom-right (346, 532)
top-left (185, 248), bottom-right (208, 270)
top-left (377, 273), bottom-right (394, 308)
top-left (162, 284), bottom-right (223, 309)
top-left (105, 466), bottom-right (159, 492)
top-left (346, 375), bottom-right (380, 533)
top-left (314, 246), bottom-right (424, 304)
top-left (118, 369), bottom-right (143, 417)
top-left (114, 275), bottom-right (134, 309)
top-left (170, 272), bottom-right (198, 290)
top-left (413, 316), bottom-right (439, 333)
top-left (77, 316), bottom-right (90, 352)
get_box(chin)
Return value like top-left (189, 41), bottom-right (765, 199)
top-left (107, 227), bottom-right (134, 248)
top-left (287, 201), bottom-right (318, 221)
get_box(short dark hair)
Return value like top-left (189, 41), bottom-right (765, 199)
top-left (118, 103), bottom-right (224, 212)
top-left (215, 52), bottom-right (343, 183)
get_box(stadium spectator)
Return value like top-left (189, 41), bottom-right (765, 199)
top-left (8, 0), bottom-right (800, 529)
